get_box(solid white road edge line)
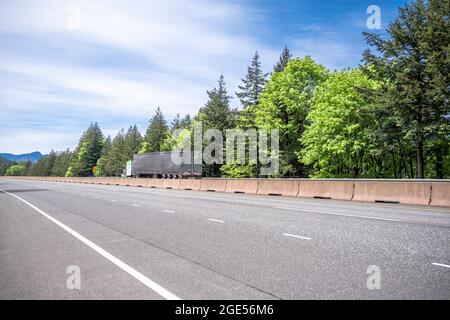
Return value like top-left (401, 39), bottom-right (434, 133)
top-left (0, 188), bottom-right (180, 300)
top-left (282, 233), bottom-right (312, 241)
top-left (275, 207), bottom-right (401, 222)
top-left (432, 262), bottom-right (450, 268)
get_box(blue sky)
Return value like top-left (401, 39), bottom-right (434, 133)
top-left (0, 0), bottom-right (408, 154)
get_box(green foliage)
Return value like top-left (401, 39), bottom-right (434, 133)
top-left (18, 160), bottom-right (32, 175)
top-left (94, 156), bottom-right (107, 177)
top-left (95, 125), bottom-right (143, 176)
top-left (124, 125), bottom-right (142, 156)
top-left (50, 150), bottom-right (73, 176)
top-left (236, 51), bottom-right (268, 130)
top-left (197, 74), bottom-right (238, 176)
top-left (65, 166), bottom-right (74, 177)
top-left (5, 164), bottom-right (26, 176)
top-left (363, 0), bottom-right (450, 178)
top-left (170, 114), bottom-right (182, 132)
top-left (0, 157), bottom-right (13, 176)
top-left (301, 69), bottom-right (379, 177)
top-left (143, 107), bottom-right (169, 153)
top-left (69, 123), bottom-right (104, 177)
top-left (102, 136), bottom-right (112, 156)
top-left (28, 149), bottom-right (74, 177)
top-left (224, 51), bottom-right (268, 177)
top-left (161, 128), bottom-right (192, 152)
top-left (161, 114), bottom-right (193, 152)
top-left (220, 161), bottom-right (256, 178)
top-left (29, 156), bottom-right (49, 176)
top-left (274, 45), bottom-right (292, 73)
top-left (96, 130), bottom-right (126, 176)
top-left (138, 141), bottom-right (152, 154)
top-left (236, 51), bottom-right (268, 109)
top-left (255, 57), bottom-right (329, 177)
top-left (44, 151), bottom-right (57, 176)
top-left (198, 74), bottom-right (238, 132)
top-left (179, 114), bottom-right (192, 129)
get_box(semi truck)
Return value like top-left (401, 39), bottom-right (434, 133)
top-left (125, 151), bottom-right (201, 178)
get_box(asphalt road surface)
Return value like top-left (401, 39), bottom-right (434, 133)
top-left (0, 179), bottom-right (449, 299)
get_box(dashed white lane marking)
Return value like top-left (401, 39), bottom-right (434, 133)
top-left (132, 204), bottom-right (141, 207)
top-left (207, 218), bottom-right (225, 224)
top-left (0, 188), bottom-right (180, 300)
top-left (94, 196), bottom-right (100, 199)
top-left (275, 207), bottom-right (401, 222)
top-left (432, 263), bottom-right (450, 269)
top-left (283, 233), bottom-right (312, 241)
top-left (164, 210), bottom-right (175, 213)
top-left (110, 200), bottom-right (117, 202)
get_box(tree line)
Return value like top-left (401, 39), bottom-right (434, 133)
top-left (5, 0), bottom-right (449, 179)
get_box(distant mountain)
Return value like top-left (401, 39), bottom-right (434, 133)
top-left (0, 151), bottom-right (45, 163)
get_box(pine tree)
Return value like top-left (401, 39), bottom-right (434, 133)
top-left (94, 136), bottom-right (112, 177)
top-left (69, 123), bottom-right (104, 176)
top-left (198, 74), bottom-right (237, 132)
top-left (421, 0), bottom-right (450, 178)
top-left (99, 130), bottom-right (127, 176)
top-left (233, 51), bottom-right (269, 177)
top-left (170, 114), bottom-right (182, 132)
top-left (102, 136), bottom-right (112, 156)
top-left (51, 149), bottom-right (74, 176)
top-left (363, 0), bottom-right (450, 178)
top-left (29, 157), bottom-right (47, 176)
top-left (160, 115), bottom-right (192, 153)
top-left (169, 114), bottom-right (192, 132)
top-left (236, 51), bottom-right (268, 108)
top-left (180, 114), bottom-right (192, 129)
top-left (142, 107), bottom-right (169, 153)
top-left (274, 45), bottom-right (292, 73)
top-left (0, 157), bottom-right (12, 176)
top-left (43, 150), bottom-right (57, 176)
top-left (124, 125), bottom-right (142, 158)
top-left (197, 74), bottom-right (238, 176)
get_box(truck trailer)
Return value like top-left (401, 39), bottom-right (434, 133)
top-left (126, 151), bottom-right (201, 178)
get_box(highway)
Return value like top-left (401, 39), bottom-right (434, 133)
top-left (0, 179), bottom-right (449, 299)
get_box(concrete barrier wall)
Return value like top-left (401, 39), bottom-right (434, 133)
top-left (162, 179), bottom-right (181, 189)
top-left (225, 179), bottom-right (258, 194)
top-left (200, 179), bottom-right (227, 192)
top-left (143, 178), bottom-right (163, 188)
top-left (179, 179), bottom-right (202, 190)
top-left (103, 177), bottom-right (115, 185)
top-left (125, 178), bottom-right (143, 187)
top-left (298, 180), bottom-right (354, 200)
top-left (430, 182), bottom-right (450, 207)
top-left (353, 181), bottom-right (431, 206)
top-left (257, 179), bottom-right (299, 197)
top-left (94, 177), bottom-right (105, 184)
top-left (1, 177), bottom-right (448, 207)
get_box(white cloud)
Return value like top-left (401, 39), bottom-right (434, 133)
top-left (290, 37), bottom-right (362, 71)
top-left (0, 0), bottom-right (363, 154)
top-left (0, 61), bottom-right (207, 117)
